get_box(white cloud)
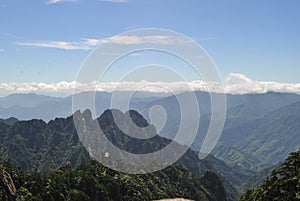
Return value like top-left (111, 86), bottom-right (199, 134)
top-left (128, 52), bottom-right (145, 56)
top-left (0, 49), bottom-right (4, 52)
top-left (224, 73), bottom-right (300, 94)
top-left (16, 35), bottom-right (176, 50)
top-left (16, 38), bottom-right (102, 50)
top-left (99, 0), bottom-right (128, 3)
top-left (46, 0), bottom-right (60, 4)
top-left (224, 73), bottom-right (266, 94)
top-left (103, 35), bottom-right (174, 45)
top-left (1, 73), bottom-right (300, 97)
top-left (46, 0), bottom-right (78, 5)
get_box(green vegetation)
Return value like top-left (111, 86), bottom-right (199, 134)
top-left (0, 158), bottom-right (226, 201)
top-left (212, 145), bottom-right (271, 174)
top-left (0, 116), bottom-right (90, 173)
top-left (0, 93), bottom-right (299, 200)
top-left (0, 109), bottom-right (250, 200)
top-left (220, 102), bottom-right (300, 169)
top-left (239, 162), bottom-right (282, 194)
top-left (240, 148), bottom-right (300, 201)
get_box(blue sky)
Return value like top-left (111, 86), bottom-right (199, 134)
top-left (0, 0), bottom-right (300, 84)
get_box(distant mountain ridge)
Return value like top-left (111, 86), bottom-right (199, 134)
top-left (1, 91), bottom-right (300, 121)
top-left (0, 117), bottom-right (18, 125)
top-left (0, 93), bottom-right (62, 108)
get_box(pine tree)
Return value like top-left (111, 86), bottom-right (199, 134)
top-left (240, 148), bottom-right (300, 201)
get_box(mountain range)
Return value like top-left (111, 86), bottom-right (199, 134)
top-left (1, 91), bottom-right (300, 121)
top-left (0, 109), bottom-right (248, 200)
top-left (0, 91), bottom-right (300, 200)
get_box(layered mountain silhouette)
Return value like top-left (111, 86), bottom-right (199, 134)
top-left (1, 91), bottom-right (300, 121)
top-left (1, 91), bottom-right (300, 200)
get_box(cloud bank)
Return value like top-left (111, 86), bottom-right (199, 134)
top-left (224, 73), bottom-right (300, 94)
top-left (0, 73), bottom-right (299, 97)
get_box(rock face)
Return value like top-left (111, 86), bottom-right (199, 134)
top-left (201, 171), bottom-right (227, 201)
top-left (1, 169), bottom-right (17, 197)
top-left (57, 161), bottom-right (72, 171)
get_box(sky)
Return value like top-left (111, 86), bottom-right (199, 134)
top-left (0, 0), bottom-right (300, 96)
